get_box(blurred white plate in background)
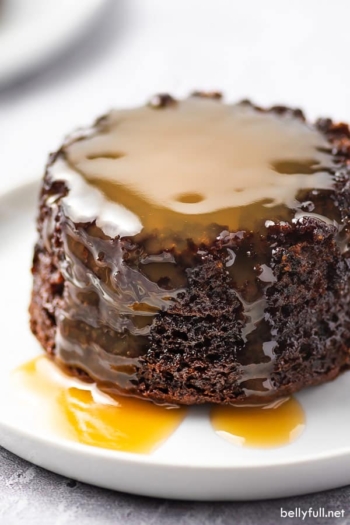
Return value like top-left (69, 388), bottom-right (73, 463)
top-left (0, 0), bottom-right (108, 84)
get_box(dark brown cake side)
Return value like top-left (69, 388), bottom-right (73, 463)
top-left (29, 96), bottom-right (350, 405)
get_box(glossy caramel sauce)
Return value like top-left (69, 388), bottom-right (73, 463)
top-left (43, 96), bottom-right (340, 401)
top-left (53, 97), bottom-right (334, 239)
top-left (211, 397), bottom-right (305, 448)
top-left (11, 357), bottom-right (305, 451)
top-left (11, 357), bottom-right (186, 453)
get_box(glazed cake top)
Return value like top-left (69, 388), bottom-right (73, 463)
top-left (51, 95), bottom-right (335, 240)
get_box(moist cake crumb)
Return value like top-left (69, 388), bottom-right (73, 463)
top-left (29, 93), bottom-right (350, 405)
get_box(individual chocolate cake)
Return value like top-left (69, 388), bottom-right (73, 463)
top-left (29, 93), bottom-right (350, 405)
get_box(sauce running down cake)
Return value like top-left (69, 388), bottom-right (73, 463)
top-left (29, 93), bottom-right (350, 405)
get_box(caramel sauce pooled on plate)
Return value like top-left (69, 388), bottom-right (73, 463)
top-left (211, 397), bottom-right (305, 448)
top-left (12, 357), bottom-right (305, 451)
top-left (12, 357), bottom-right (186, 454)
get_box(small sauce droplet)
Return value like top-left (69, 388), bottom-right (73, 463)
top-left (175, 192), bottom-right (204, 204)
top-left (11, 357), bottom-right (186, 454)
top-left (210, 397), bottom-right (305, 448)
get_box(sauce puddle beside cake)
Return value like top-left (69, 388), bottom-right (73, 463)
top-left (12, 356), bottom-right (186, 454)
top-left (12, 356), bottom-right (305, 450)
top-left (27, 92), bottom-right (350, 451)
top-left (211, 398), bottom-right (305, 448)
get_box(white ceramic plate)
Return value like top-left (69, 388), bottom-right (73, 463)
top-left (1, 181), bottom-right (350, 501)
top-left (0, 0), bottom-right (107, 85)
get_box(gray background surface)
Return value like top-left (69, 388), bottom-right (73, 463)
top-left (0, 446), bottom-right (349, 525)
top-left (2, 1), bottom-right (350, 523)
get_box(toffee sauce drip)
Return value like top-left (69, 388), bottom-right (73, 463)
top-left (42, 95), bottom-right (343, 401)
